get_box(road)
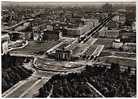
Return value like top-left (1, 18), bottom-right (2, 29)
top-left (80, 14), bottom-right (115, 43)
top-left (2, 77), bottom-right (38, 97)
top-left (4, 19), bottom-right (34, 30)
top-left (86, 82), bottom-right (105, 97)
top-left (2, 14), bottom-right (115, 98)
top-left (92, 45), bottom-right (104, 57)
top-left (2, 75), bottom-right (51, 98)
top-left (33, 57), bottom-right (87, 73)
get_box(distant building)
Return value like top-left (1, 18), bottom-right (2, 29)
top-left (94, 38), bottom-right (114, 48)
top-left (15, 22), bottom-right (31, 32)
top-left (112, 15), bottom-right (119, 22)
top-left (99, 30), bottom-right (120, 38)
top-left (69, 17), bottom-right (82, 25)
top-left (65, 21), bottom-right (96, 37)
top-left (119, 14), bottom-right (126, 25)
top-left (65, 26), bottom-right (87, 37)
top-left (117, 9), bottom-right (127, 25)
top-left (9, 32), bottom-right (25, 41)
top-left (99, 55), bottom-right (136, 68)
top-left (95, 12), bottom-right (108, 22)
top-left (123, 43), bottom-right (136, 52)
top-left (43, 29), bottom-right (59, 40)
top-left (81, 18), bottom-right (99, 27)
top-left (105, 20), bottom-right (119, 29)
top-left (132, 22), bottom-right (136, 32)
top-left (112, 40), bottom-right (136, 52)
top-left (33, 24), bottom-right (60, 41)
top-left (117, 9), bottom-right (127, 13)
top-left (46, 25), bottom-right (53, 31)
top-left (112, 40), bottom-right (123, 49)
top-left (120, 30), bottom-right (136, 43)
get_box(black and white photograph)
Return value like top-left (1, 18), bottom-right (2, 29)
top-left (1, 0), bottom-right (136, 98)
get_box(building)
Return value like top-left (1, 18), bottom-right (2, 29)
top-left (81, 18), bottom-right (99, 27)
top-left (112, 15), bottom-right (119, 22)
top-left (14, 21), bottom-right (32, 32)
top-left (65, 21), bottom-right (95, 37)
top-left (99, 55), bottom-right (136, 68)
top-left (122, 43), bottom-right (136, 52)
top-left (112, 40), bottom-right (123, 49)
top-left (119, 14), bottom-right (126, 25)
top-left (117, 9), bottom-right (127, 25)
top-left (105, 20), bottom-right (119, 29)
top-left (32, 27), bottom-right (40, 41)
top-left (43, 29), bottom-right (59, 40)
top-left (33, 24), bottom-right (60, 41)
top-left (1, 34), bottom-right (10, 55)
top-left (46, 24), bottom-right (54, 31)
top-left (99, 30), bottom-right (120, 38)
top-left (132, 22), bottom-right (136, 32)
top-left (120, 30), bottom-right (136, 43)
top-left (9, 32), bottom-right (25, 41)
top-left (55, 48), bottom-right (71, 61)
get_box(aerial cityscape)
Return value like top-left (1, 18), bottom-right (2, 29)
top-left (1, 1), bottom-right (136, 98)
